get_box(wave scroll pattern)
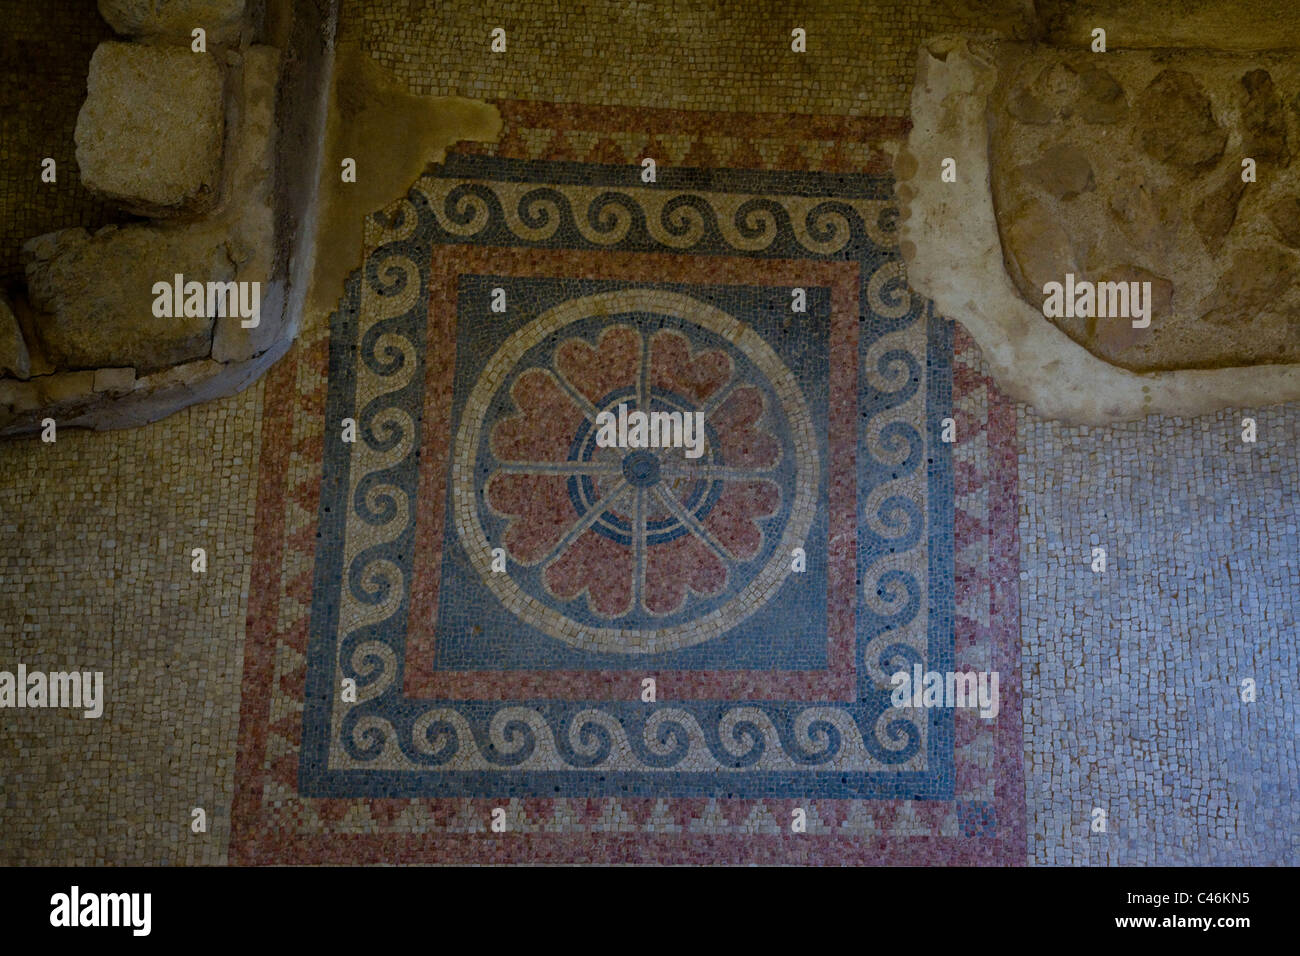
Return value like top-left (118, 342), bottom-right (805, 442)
top-left (414, 177), bottom-right (898, 256)
top-left (324, 165), bottom-right (936, 777)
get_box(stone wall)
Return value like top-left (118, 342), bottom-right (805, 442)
top-left (1036, 0), bottom-right (1300, 52)
top-left (898, 35), bottom-right (1300, 423)
top-left (0, 0), bottom-right (125, 284)
top-left (0, 0), bottom-right (335, 438)
top-left (992, 49), bottom-right (1300, 371)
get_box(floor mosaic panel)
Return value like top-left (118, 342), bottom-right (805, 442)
top-left (232, 109), bottom-right (1025, 863)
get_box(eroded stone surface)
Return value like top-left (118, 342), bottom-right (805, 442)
top-left (1267, 195), bottom-right (1300, 247)
top-left (1136, 70), bottom-right (1226, 170)
top-left (1008, 85), bottom-right (1054, 124)
top-left (98, 0), bottom-right (246, 42)
top-left (4, 45), bottom-right (287, 437)
top-left (36, 370), bottom-right (97, 406)
top-left (900, 37), bottom-right (1300, 423)
top-left (92, 366), bottom-right (135, 393)
top-left (0, 292), bottom-right (30, 380)
top-left (1192, 173), bottom-right (1246, 254)
top-left (1090, 265), bottom-right (1174, 361)
top-left (1038, 0), bottom-right (1300, 51)
top-left (210, 46), bottom-right (281, 363)
top-left (1241, 69), bottom-right (1290, 163)
top-left (75, 42), bottom-right (224, 218)
top-left (23, 225), bottom-right (229, 371)
top-left (1019, 144), bottom-right (1095, 199)
top-left (990, 45), bottom-right (1300, 372)
top-left (1077, 66), bottom-right (1127, 124)
top-left (1108, 171), bottom-right (1179, 256)
top-left (1201, 246), bottom-right (1298, 333)
top-left (1002, 200), bottom-right (1086, 340)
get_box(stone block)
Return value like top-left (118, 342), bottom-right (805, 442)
top-left (0, 379), bottom-right (40, 413)
top-left (24, 225), bottom-right (232, 372)
top-left (1076, 66), bottom-right (1127, 124)
top-left (1192, 173), bottom-right (1247, 255)
top-left (75, 42), bottom-right (225, 217)
top-left (1136, 70), bottom-right (1226, 170)
top-left (36, 371), bottom-right (97, 406)
top-left (98, 0), bottom-right (246, 43)
top-left (1240, 69), bottom-right (1289, 164)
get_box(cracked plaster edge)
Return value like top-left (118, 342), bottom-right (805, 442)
top-left (897, 36), bottom-right (1300, 424)
top-left (303, 42), bottom-right (502, 330)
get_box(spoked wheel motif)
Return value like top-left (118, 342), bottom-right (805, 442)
top-left (452, 289), bottom-right (819, 655)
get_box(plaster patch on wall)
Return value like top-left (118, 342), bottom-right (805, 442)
top-left (305, 43), bottom-right (502, 329)
top-left (898, 37), bottom-right (1300, 424)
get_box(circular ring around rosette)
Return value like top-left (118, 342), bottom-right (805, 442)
top-left (452, 288), bottom-right (819, 655)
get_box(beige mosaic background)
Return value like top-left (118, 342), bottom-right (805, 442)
top-left (0, 385), bottom-right (263, 864)
top-left (344, 0), bottom-right (1035, 115)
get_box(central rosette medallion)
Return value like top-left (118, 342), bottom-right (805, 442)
top-left (452, 289), bottom-right (818, 654)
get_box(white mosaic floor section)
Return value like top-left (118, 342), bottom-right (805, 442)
top-left (1019, 402), bottom-right (1300, 865)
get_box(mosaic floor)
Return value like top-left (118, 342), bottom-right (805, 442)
top-left (2, 1), bottom-right (1295, 869)
top-left (230, 110), bottom-right (1025, 863)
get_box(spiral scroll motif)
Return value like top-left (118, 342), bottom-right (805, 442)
top-left (310, 159), bottom-right (948, 786)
